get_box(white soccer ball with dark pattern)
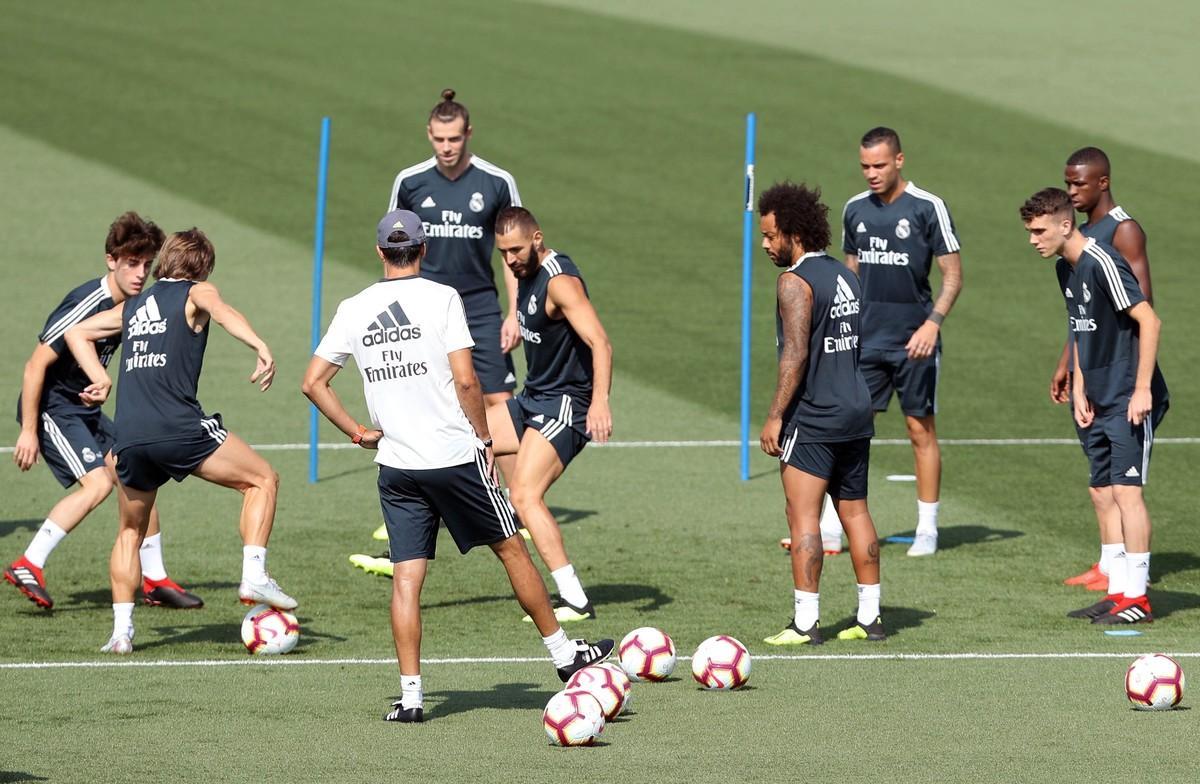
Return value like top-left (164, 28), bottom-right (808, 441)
top-left (567, 664), bottom-right (631, 719)
top-left (691, 635), bottom-right (750, 690)
top-left (618, 626), bottom-right (676, 682)
top-left (596, 661), bottom-right (634, 714)
top-left (240, 604), bottom-right (300, 655)
top-left (1125, 654), bottom-right (1185, 711)
top-left (543, 688), bottom-right (605, 746)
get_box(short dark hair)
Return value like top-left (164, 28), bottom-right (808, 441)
top-left (495, 206), bottom-right (540, 236)
top-left (861, 126), bottom-right (902, 153)
top-left (154, 229), bottom-right (215, 280)
top-left (429, 88), bottom-right (469, 129)
top-left (1065, 146), bottom-right (1110, 174)
top-left (380, 232), bottom-right (423, 267)
top-left (1019, 187), bottom-right (1074, 224)
top-left (105, 211), bottom-right (164, 259)
top-left (758, 181), bottom-right (831, 252)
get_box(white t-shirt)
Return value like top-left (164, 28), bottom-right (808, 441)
top-left (315, 276), bottom-right (478, 470)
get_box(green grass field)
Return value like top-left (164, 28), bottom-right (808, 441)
top-left (1, 2), bottom-right (1198, 782)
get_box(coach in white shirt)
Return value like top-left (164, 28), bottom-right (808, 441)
top-left (301, 209), bottom-right (612, 723)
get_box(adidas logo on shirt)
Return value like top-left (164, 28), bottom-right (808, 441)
top-left (420, 196), bottom-right (436, 208)
top-left (127, 295), bottom-right (167, 337)
top-left (856, 222), bottom-right (867, 233)
top-left (361, 301), bottom-right (423, 346)
top-left (829, 275), bottom-right (861, 318)
top-left (1125, 466), bottom-right (1140, 478)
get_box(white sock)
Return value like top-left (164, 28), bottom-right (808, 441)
top-left (1106, 548), bottom-right (1128, 596)
top-left (1125, 552), bottom-right (1150, 599)
top-left (242, 546), bottom-right (267, 583)
top-left (112, 602), bottom-right (134, 637)
top-left (24, 520), bottom-right (68, 569)
top-left (916, 501), bottom-right (939, 536)
top-left (819, 495), bottom-right (842, 545)
top-left (550, 564), bottom-right (588, 608)
top-left (793, 589), bottom-right (819, 630)
top-left (400, 674), bottom-right (423, 709)
top-left (139, 533), bottom-right (168, 581)
top-left (856, 583), bottom-right (881, 625)
top-left (1099, 543), bottom-right (1122, 581)
top-left (543, 627), bottom-right (575, 669)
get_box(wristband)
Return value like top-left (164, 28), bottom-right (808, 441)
top-left (481, 438), bottom-right (494, 448)
top-left (351, 424), bottom-right (368, 444)
top-left (928, 311), bottom-right (945, 326)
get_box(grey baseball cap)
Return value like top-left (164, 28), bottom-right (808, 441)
top-left (376, 209), bottom-right (426, 248)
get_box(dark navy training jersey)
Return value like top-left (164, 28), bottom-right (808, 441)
top-left (18, 277), bottom-right (120, 419)
top-left (516, 252), bottom-right (593, 401)
top-left (841, 182), bottom-right (961, 349)
top-left (1080, 206), bottom-right (1133, 245)
top-left (776, 253), bottom-right (874, 443)
top-left (388, 155), bottom-right (520, 305)
top-left (114, 280), bottom-right (211, 448)
top-left (1056, 240), bottom-right (1167, 412)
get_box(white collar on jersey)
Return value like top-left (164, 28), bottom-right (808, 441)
top-left (787, 251), bottom-right (824, 270)
top-left (100, 275), bottom-right (113, 299)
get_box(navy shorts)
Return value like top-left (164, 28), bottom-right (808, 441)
top-left (860, 346), bottom-right (939, 417)
top-left (780, 434), bottom-right (871, 501)
top-left (114, 414), bottom-right (227, 492)
top-left (506, 392), bottom-right (590, 469)
top-left (464, 305), bottom-right (517, 396)
top-left (1078, 404), bottom-right (1166, 488)
top-left (35, 408), bottom-right (114, 487)
top-left (378, 450), bottom-right (518, 562)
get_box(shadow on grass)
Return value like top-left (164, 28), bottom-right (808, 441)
top-left (0, 519), bottom-right (42, 537)
top-left (548, 506), bottom-right (597, 527)
top-left (881, 524), bottom-right (1023, 551)
top-left (0, 773), bottom-right (50, 783)
top-left (58, 581), bottom-right (239, 612)
top-left (136, 615), bottom-right (347, 651)
top-left (409, 681), bottom-right (552, 720)
top-left (1153, 551), bottom-right (1200, 582)
top-left (828, 604), bottom-right (936, 640)
top-left (1147, 588), bottom-right (1200, 621)
top-left (421, 582), bottom-right (673, 613)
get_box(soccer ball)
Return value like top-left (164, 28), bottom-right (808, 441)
top-left (567, 664), bottom-right (631, 719)
top-left (1125, 654), bottom-right (1185, 711)
top-left (691, 635), bottom-right (751, 690)
top-left (618, 627), bottom-right (676, 682)
top-left (240, 604), bottom-right (300, 655)
top-left (596, 661), bottom-right (634, 714)
top-left (543, 688), bottom-right (605, 746)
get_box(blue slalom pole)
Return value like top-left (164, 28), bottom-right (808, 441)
top-left (740, 112), bottom-right (756, 481)
top-left (309, 116), bottom-right (331, 484)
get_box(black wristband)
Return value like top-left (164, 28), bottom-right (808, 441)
top-left (928, 311), bottom-right (945, 326)
top-left (481, 438), bottom-right (493, 448)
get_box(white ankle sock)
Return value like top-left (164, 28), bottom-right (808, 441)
top-left (793, 590), bottom-right (819, 630)
top-left (139, 533), bottom-right (167, 581)
top-left (916, 501), bottom-right (939, 536)
top-left (400, 674), bottom-right (423, 709)
top-left (1099, 543), bottom-right (1123, 583)
top-left (543, 628), bottom-right (574, 668)
top-left (550, 564), bottom-right (588, 608)
top-left (856, 583), bottom-right (881, 625)
top-left (1106, 547), bottom-right (1128, 596)
top-left (1124, 552), bottom-right (1150, 599)
top-left (242, 546), bottom-right (267, 583)
top-left (112, 602), bottom-right (134, 637)
top-left (24, 520), bottom-right (67, 569)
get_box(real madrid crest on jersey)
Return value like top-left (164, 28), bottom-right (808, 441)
top-left (469, 191), bottom-right (485, 213)
top-left (528, 294), bottom-right (538, 315)
top-left (895, 218), bottom-right (911, 239)
top-left (1082, 282), bottom-right (1091, 303)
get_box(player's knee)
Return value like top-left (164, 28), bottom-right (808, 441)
top-left (249, 468), bottom-right (280, 495)
top-left (80, 473), bottom-right (115, 508)
top-left (906, 417), bottom-right (936, 444)
top-left (1111, 484), bottom-right (1145, 509)
top-left (507, 483), bottom-right (541, 514)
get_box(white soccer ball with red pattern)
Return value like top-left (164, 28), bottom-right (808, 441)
top-left (1125, 654), bottom-right (1185, 711)
top-left (618, 626), bottom-right (676, 682)
top-left (596, 661), bottom-right (634, 714)
top-left (567, 664), bottom-right (631, 719)
top-left (691, 635), bottom-right (750, 690)
top-left (543, 688), bottom-right (605, 746)
top-left (240, 604), bottom-right (300, 655)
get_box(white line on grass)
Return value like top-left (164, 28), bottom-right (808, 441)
top-left (4, 651), bottom-right (1199, 670)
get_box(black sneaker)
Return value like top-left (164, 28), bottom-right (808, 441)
top-left (384, 702), bottom-right (424, 722)
top-left (142, 578), bottom-right (204, 609)
top-left (556, 638), bottom-right (615, 682)
top-left (1066, 597), bottom-right (1118, 619)
top-left (836, 617), bottom-right (887, 641)
top-left (1092, 596), bottom-right (1154, 625)
top-left (4, 558), bottom-right (53, 609)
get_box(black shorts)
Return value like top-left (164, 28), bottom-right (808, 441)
top-left (378, 450), bottom-right (518, 562)
top-left (506, 392), bottom-right (590, 469)
top-left (780, 434), bottom-right (871, 500)
top-left (465, 306), bottom-right (517, 396)
top-left (35, 408), bottom-right (115, 487)
top-left (860, 346), bottom-right (939, 417)
top-left (1078, 404), bottom-right (1166, 488)
top-left (114, 414), bottom-right (227, 492)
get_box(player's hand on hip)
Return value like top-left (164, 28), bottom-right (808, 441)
top-left (79, 380), bottom-right (111, 407)
top-left (358, 429), bottom-right (383, 450)
top-left (500, 313), bottom-right (522, 353)
top-left (483, 444), bottom-right (498, 485)
top-left (1073, 396), bottom-right (1094, 428)
top-left (906, 321), bottom-right (939, 360)
top-left (13, 431), bottom-right (39, 471)
top-left (1127, 388), bottom-right (1152, 426)
top-left (1050, 367), bottom-right (1071, 404)
top-left (251, 349), bottom-right (276, 392)
top-left (586, 400), bottom-right (612, 444)
top-left (760, 416), bottom-right (783, 457)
